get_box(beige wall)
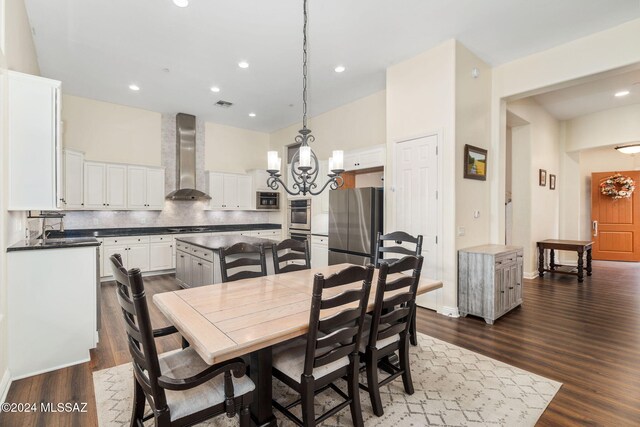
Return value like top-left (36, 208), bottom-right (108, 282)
top-left (507, 98), bottom-right (561, 274)
top-left (4, 0), bottom-right (40, 75)
top-left (62, 95), bottom-right (162, 166)
top-left (491, 18), bottom-right (640, 245)
top-left (454, 42), bottom-right (492, 250)
top-left (269, 90), bottom-right (386, 158)
top-left (205, 122), bottom-right (269, 173)
top-left (564, 103), bottom-right (640, 152)
top-left (386, 39), bottom-right (456, 312)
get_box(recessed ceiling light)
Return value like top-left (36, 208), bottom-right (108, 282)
top-left (334, 65), bottom-right (346, 73)
top-left (210, 86), bottom-right (220, 93)
top-left (615, 90), bottom-right (630, 97)
top-left (249, 113), bottom-right (256, 117)
top-left (173, 0), bottom-right (189, 7)
top-left (129, 84), bottom-right (140, 91)
top-left (238, 61), bottom-right (249, 69)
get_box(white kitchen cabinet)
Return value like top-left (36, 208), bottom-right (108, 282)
top-left (251, 229), bottom-right (282, 241)
top-left (176, 251), bottom-right (192, 287)
top-left (8, 71), bottom-right (62, 210)
top-left (128, 243), bottom-right (150, 272)
top-left (103, 245), bottom-right (128, 271)
top-left (176, 247), bottom-right (214, 287)
top-left (102, 236), bottom-right (150, 274)
top-left (127, 166), bottom-right (165, 210)
top-left (237, 175), bottom-right (252, 209)
top-left (84, 162), bottom-right (127, 210)
top-left (63, 149), bottom-right (85, 209)
top-left (343, 145), bottom-right (386, 171)
top-left (149, 241), bottom-right (174, 270)
top-left (8, 246), bottom-right (98, 378)
top-left (207, 171), bottom-right (252, 210)
top-left (311, 235), bottom-right (329, 268)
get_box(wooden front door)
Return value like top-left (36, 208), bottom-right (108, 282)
top-left (591, 171), bottom-right (640, 261)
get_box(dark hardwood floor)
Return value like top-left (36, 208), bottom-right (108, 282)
top-left (1, 261), bottom-right (639, 426)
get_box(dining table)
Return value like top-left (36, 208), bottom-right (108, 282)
top-left (154, 263), bottom-right (443, 426)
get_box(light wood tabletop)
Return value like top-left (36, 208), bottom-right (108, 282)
top-left (154, 263), bottom-right (443, 365)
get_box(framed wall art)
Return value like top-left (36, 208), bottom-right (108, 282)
top-left (464, 144), bottom-right (488, 181)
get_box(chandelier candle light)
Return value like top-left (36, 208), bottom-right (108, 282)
top-left (266, 0), bottom-right (344, 196)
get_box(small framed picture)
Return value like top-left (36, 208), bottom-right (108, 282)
top-left (549, 174), bottom-right (556, 190)
top-left (464, 144), bottom-right (488, 181)
top-left (539, 169), bottom-right (547, 186)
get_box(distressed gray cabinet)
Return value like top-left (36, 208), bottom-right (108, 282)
top-left (458, 244), bottom-right (524, 324)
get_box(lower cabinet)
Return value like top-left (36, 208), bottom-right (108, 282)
top-left (311, 235), bottom-right (328, 268)
top-left (175, 247), bottom-right (214, 288)
top-left (149, 240), bottom-right (174, 271)
top-left (458, 244), bottom-right (523, 324)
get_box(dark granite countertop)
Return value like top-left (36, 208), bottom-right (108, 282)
top-left (177, 235), bottom-right (275, 251)
top-left (8, 237), bottom-right (101, 252)
top-left (46, 223), bottom-right (281, 239)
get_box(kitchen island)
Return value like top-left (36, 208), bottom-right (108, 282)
top-left (175, 235), bottom-right (276, 287)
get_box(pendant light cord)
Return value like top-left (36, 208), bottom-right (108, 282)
top-left (302, 0), bottom-right (308, 130)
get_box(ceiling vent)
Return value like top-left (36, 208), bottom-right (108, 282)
top-left (215, 100), bottom-right (233, 108)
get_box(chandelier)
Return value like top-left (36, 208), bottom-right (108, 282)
top-left (266, 0), bottom-right (344, 196)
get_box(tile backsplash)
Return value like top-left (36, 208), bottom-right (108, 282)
top-left (62, 201), bottom-right (273, 229)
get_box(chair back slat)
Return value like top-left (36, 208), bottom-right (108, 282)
top-left (313, 344), bottom-right (353, 369)
top-left (109, 254), bottom-right (168, 412)
top-left (318, 307), bottom-right (361, 332)
top-left (320, 288), bottom-right (365, 310)
top-left (315, 325), bottom-right (359, 350)
top-left (272, 239), bottom-right (311, 274)
top-left (374, 231), bottom-right (423, 267)
top-left (367, 256), bottom-right (424, 349)
top-left (219, 242), bottom-right (267, 283)
top-left (303, 265), bottom-right (374, 377)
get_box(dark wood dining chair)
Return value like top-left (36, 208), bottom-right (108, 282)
top-left (219, 242), bottom-right (267, 283)
top-left (109, 254), bottom-right (254, 427)
top-left (271, 238), bottom-right (311, 274)
top-left (373, 231), bottom-right (423, 346)
top-left (360, 255), bottom-right (424, 416)
top-left (271, 264), bottom-right (374, 427)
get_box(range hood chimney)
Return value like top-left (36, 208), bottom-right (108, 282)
top-left (166, 113), bottom-right (211, 200)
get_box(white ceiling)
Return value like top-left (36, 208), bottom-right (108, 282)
top-left (25, 0), bottom-right (640, 132)
top-left (534, 69), bottom-right (640, 120)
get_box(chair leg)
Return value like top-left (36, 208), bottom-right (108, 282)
top-left (301, 375), bottom-right (316, 427)
top-left (349, 354), bottom-right (364, 427)
top-left (239, 404), bottom-right (250, 427)
top-left (130, 378), bottom-right (145, 427)
top-left (366, 349), bottom-right (384, 417)
top-left (399, 336), bottom-right (414, 395)
top-left (409, 310), bottom-right (418, 346)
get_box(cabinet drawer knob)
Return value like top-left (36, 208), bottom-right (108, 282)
top-left (509, 286), bottom-right (514, 289)
top-left (500, 291), bottom-right (505, 293)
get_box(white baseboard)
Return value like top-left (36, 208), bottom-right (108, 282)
top-left (524, 271), bottom-right (539, 279)
top-left (438, 306), bottom-right (460, 318)
top-left (0, 369), bottom-right (11, 404)
top-left (101, 268), bottom-right (174, 282)
top-left (10, 355), bottom-right (91, 382)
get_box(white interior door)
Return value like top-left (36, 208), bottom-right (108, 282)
top-left (394, 135), bottom-right (440, 310)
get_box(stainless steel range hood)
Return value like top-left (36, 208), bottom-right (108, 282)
top-left (166, 113), bottom-right (211, 200)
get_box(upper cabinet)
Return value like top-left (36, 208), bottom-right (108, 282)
top-left (207, 172), bottom-right (252, 210)
top-left (63, 149), bottom-right (85, 209)
top-left (342, 145), bottom-right (386, 171)
top-left (83, 162), bottom-right (127, 209)
top-left (8, 72), bottom-right (62, 210)
top-left (127, 166), bottom-right (165, 210)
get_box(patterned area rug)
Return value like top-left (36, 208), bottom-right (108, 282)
top-left (93, 333), bottom-right (561, 426)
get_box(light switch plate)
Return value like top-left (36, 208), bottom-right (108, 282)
top-left (457, 227), bottom-right (466, 236)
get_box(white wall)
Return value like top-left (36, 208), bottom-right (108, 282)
top-left (564, 103), bottom-right (640, 152)
top-left (205, 122), bottom-right (269, 173)
top-left (62, 95), bottom-right (162, 166)
top-left (4, 0), bottom-right (39, 75)
top-left (454, 42), bottom-right (492, 250)
top-left (386, 40), bottom-right (456, 313)
top-left (491, 18), bottom-right (640, 244)
top-left (507, 98), bottom-right (561, 275)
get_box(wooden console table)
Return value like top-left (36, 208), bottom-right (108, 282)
top-left (537, 239), bottom-right (593, 282)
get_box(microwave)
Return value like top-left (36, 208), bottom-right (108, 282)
top-left (256, 191), bottom-right (280, 210)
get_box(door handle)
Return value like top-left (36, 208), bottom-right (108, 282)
top-left (592, 220), bottom-right (598, 237)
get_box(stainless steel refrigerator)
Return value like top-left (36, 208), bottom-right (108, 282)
top-left (328, 187), bottom-right (383, 266)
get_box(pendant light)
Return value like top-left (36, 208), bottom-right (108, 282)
top-left (266, 0), bottom-right (344, 196)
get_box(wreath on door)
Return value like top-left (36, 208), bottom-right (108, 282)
top-left (600, 174), bottom-right (635, 199)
